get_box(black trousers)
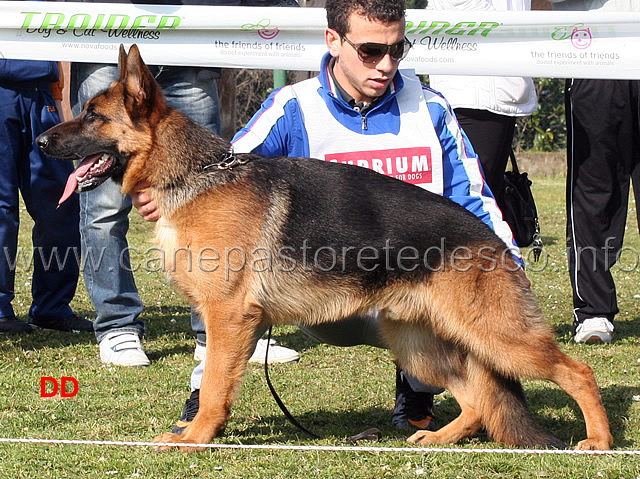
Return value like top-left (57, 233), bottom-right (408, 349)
top-left (455, 108), bottom-right (517, 210)
top-left (565, 78), bottom-right (640, 325)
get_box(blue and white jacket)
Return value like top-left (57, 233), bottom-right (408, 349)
top-left (232, 52), bottom-right (521, 264)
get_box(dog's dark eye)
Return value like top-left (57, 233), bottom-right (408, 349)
top-left (85, 109), bottom-right (107, 123)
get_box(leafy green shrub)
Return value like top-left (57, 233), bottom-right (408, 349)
top-left (516, 78), bottom-right (567, 152)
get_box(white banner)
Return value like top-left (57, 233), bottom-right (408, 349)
top-left (0, 1), bottom-right (639, 78)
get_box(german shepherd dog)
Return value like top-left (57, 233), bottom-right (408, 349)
top-left (37, 45), bottom-right (612, 452)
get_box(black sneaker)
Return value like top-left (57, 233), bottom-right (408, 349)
top-left (391, 367), bottom-right (437, 431)
top-left (29, 314), bottom-right (93, 333)
top-left (172, 389), bottom-right (200, 435)
top-left (0, 316), bottom-right (33, 335)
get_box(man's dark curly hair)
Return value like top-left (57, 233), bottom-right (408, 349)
top-left (326, 0), bottom-right (406, 36)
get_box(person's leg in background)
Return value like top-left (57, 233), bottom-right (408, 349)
top-left (0, 86), bottom-right (35, 334)
top-left (71, 63), bottom-right (148, 365)
top-left (0, 82), bottom-right (89, 334)
top-left (454, 108), bottom-right (516, 209)
top-left (565, 78), bottom-right (637, 343)
top-left (25, 84), bottom-right (89, 332)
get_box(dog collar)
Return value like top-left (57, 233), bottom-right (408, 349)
top-left (203, 146), bottom-right (250, 171)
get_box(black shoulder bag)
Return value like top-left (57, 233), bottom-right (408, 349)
top-left (502, 150), bottom-right (543, 261)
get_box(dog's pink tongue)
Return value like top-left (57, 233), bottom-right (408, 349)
top-left (58, 157), bottom-right (98, 206)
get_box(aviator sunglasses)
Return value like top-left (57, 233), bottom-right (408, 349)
top-left (341, 35), bottom-right (412, 64)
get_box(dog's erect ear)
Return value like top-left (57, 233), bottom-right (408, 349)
top-left (119, 44), bottom-right (162, 119)
top-left (118, 44), bottom-right (128, 83)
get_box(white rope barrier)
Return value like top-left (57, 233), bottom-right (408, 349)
top-left (1, 437), bottom-right (639, 455)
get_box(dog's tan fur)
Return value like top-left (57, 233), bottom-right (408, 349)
top-left (37, 45), bottom-right (613, 452)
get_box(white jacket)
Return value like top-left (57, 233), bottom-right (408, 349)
top-left (427, 0), bottom-right (538, 117)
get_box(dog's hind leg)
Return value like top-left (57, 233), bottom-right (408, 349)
top-left (382, 321), bottom-right (484, 445)
top-left (422, 268), bottom-right (612, 449)
top-left (404, 355), bottom-right (565, 448)
top-left (464, 333), bottom-right (611, 449)
top-left (537, 348), bottom-right (612, 450)
top-left (468, 358), bottom-right (567, 448)
top-left (154, 299), bottom-right (262, 452)
top-left (459, 312), bottom-right (612, 449)
top-left (478, 342), bottom-right (611, 449)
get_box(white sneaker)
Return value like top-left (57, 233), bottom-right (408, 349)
top-left (99, 331), bottom-right (150, 367)
top-left (574, 317), bottom-right (614, 344)
top-left (248, 338), bottom-right (300, 364)
top-left (193, 338), bottom-right (300, 364)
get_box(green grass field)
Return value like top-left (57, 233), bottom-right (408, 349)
top-left (1, 175), bottom-right (639, 478)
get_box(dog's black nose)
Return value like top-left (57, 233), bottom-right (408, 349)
top-left (36, 133), bottom-right (50, 151)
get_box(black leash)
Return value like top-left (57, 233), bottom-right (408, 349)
top-left (263, 327), bottom-right (383, 444)
top-left (263, 326), bottom-right (320, 439)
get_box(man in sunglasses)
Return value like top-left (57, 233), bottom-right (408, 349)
top-left (134, 0), bottom-right (523, 437)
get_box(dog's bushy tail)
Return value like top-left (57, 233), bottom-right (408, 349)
top-left (477, 368), bottom-right (567, 449)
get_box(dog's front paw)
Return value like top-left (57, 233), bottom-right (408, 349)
top-left (407, 430), bottom-right (438, 445)
top-left (153, 432), bottom-right (207, 453)
top-left (575, 436), bottom-right (613, 451)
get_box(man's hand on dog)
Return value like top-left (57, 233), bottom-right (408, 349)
top-left (131, 181), bottom-right (161, 222)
